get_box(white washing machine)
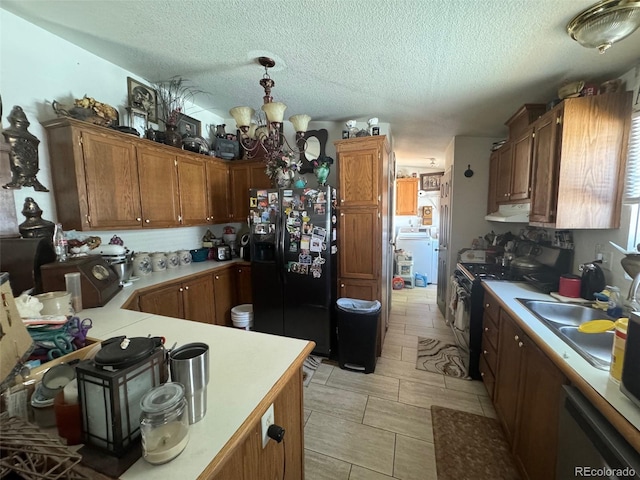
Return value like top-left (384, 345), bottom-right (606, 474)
top-left (395, 227), bottom-right (437, 284)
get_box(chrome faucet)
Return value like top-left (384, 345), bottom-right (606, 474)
top-left (627, 272), bottom-right (640, 313)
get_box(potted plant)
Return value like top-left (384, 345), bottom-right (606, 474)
top-left (153, 76), bottom-right (206, 147)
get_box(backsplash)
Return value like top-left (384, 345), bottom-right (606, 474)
top-left (78, 223), bottom-right (244, 254)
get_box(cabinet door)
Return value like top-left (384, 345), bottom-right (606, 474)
top-left (81, 130), bottom-right (143, 229)
top-left (137, 147), bottom-right (181, 227)
top-left (229, 164), bottom-right (250, 222)
top-left (338, 208), bottom-right (379, 279)
top-left (249, 162), bottom-right (272, 190)
top-left (235, 265), bottom-right (253, 306)
top-left (337, 278), bottom-right (378, 301)
top-left (395, 178), bottom-right (418, 215)
top-left (496, 143), bottom-right (512, 202)
top-left (494, 310), bottom-right (523, 443)
top-left (213, 268), bottom-right (235, 326)
top-left (177, 155), bottom-right (208, 226)
top-left (206, 160), bottom-right (230, 224)
top-left (183, 274), bottom-right (215, 324)
top-left (514, 339), bottom-right (566, 480)
top-left (487, 151), bottom-right (499, 214)
top-left (338, 147), bottom-right (380, 207)
top-left (139, 282), bottom-right (183, 319)
top-left (510, 128), bottom-right (534, 200)
top-left (530, 110), bottom-right (561, 224)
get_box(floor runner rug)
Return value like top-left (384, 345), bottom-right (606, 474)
top-left (303, 355), bottom-right (322, 387)
top-left (416, 337), bottom-right (468, 379)
top-left (431, 406), bottom-right (521, 480)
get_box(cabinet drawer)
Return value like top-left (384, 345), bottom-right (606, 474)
top-left (483, 291), bottom-right (500, 323)
top-left (478, 354), bottom-right (495, 399)
top-left (481, 340), bottom-right (498, 375)
top-left (482, 313), bottom-right (499, 351)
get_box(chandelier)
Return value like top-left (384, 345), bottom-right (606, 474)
top-left (229, 57), bottom-right (311, 160)
top-left (567, 0), bottom-right (640, 53)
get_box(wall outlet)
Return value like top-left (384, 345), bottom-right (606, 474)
top-left (261, 403), bottom-right (274, 448)
top-left (601, 251), bottom-right (614, 271)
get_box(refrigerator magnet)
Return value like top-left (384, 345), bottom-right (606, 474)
top-left (268, 192), bottom-right (278, 204)
top-left (288, 262), bottom-right (299, 273)
top-left (312, 226), bottom-right (326, 240)
top-left (289, 242), bottom-right (298, 252)
top-left (316, 191), bottom-right (327, 203)
top-left (299, 264), bottom-right (309, 275)
top-left (310, 264), bottom-right (322, 278)
top-left (255, 224), bottom-right (267, 234)
top-left (257, 189), bottom-right (267, 199)
top-left (283, 189), bottom-right (293, 197)
top-left (314, 204), bottom-right (325, 215)
top-left (299, 253), bottom-right (312, 264)
top-left (300, 236), bottom-right (310, 250)
top-left (313, 256), bottom-right (325, 265)
top-left (250, 197), bottom-right (257, 207)
top-left (310, 238), bottom-right (322, 252)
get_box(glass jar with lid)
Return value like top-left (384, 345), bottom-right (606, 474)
top-left (140, 382), bottom-right (190, 464)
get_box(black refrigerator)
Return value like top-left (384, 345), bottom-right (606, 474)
top-left (249, 185), bottom-right (337, 355)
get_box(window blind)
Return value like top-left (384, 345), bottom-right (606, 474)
top-left (624, 112), bottom-right (640, 202)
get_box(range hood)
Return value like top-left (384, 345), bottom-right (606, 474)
top-left (485, 203), bottom-right (530, 223)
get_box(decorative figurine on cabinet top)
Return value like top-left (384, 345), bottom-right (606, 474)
top-left (18, 197), bottom-right (55, 239)
top-left (2, 106), bottom-right (49, 191)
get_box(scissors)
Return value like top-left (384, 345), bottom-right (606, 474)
top-left (68, 317), bottom-right (92, 347)
top-left (46, 334), bottom-right (74, 360)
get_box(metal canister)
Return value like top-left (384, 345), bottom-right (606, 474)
top-left (610, 318), bottom-right (628, 383)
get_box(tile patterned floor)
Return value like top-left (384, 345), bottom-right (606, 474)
top-left (304, 285), bottom-right (497, 480)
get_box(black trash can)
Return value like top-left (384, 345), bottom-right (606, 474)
top-left (336, 298), bottom-right (381, 374)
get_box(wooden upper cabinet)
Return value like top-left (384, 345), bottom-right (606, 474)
top-left (395, 178), bottom-right (419, 215)
top-left (80, 129), bottom-right (143, 229)
top-left (495, 143), bottom-right (513, 202)
top-left (335, 136), bottom-right (385, 207)
top-left (530, 92), bottom-right (632, 229)
top-left (487, 151), bottom-right (499, 214)
top-left (229, 162), bottom-right (252, 223)
top-left (249, 162), bottom-right (272, 189)
top-left (510, 127), bottom-right (534, 200)
top-left (137, 146), bottom-right (181, 228)
top-left (206, 159), bottom-right (230, 224)
top-left (177, 154), bottom-right (209, 226)
top-left (529, 109), bottom-right (561, 224)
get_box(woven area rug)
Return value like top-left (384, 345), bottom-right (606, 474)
top-left (416, 337), bottom-right (468, 379)
top-left (303, 355), bottom-right (322, 387)
top-left (432, 406), bottom-right (521, 480)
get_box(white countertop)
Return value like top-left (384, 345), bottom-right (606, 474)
top-left (69, 259), bottom-right (312, 479)
top-left (483, 281), bottom-right (640, 431)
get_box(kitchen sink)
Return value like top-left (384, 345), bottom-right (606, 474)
top-left (516, 299), bottom-right (615, 370)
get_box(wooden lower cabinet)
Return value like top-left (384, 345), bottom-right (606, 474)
top-left (514, 337), bottom-right (566, 480)
top-left (493, 307), bottom-right (567, 480)
top-left (212, 368), bottom-right (304, 480)
top-left (235, 265), bottom-right (252, 306)
top-left (138, 274), bottom-right (215, 324)
top-left (338, 278), bottom-right (378, 302)
top-left (213, 267), bottom-right (235, 327)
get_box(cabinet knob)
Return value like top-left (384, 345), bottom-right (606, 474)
top-left (340, 212), bottom-right (344, 217)
top-left (179, 287), bottom-right (184, 292)
top-left (185, 286), bottom-right (189, 291)
top-left (340, 199), bottom-right (344, 203)
top-left (145, 219), bottom-right (150, 223)
top-left (340, 283), bottom-right (345, 288)
top-left (480, 372), bottom-right (485, 377)
top-left (514, 335), bottom-right (519, 341)
top-left (136, 217), bottom-right (141, 222)
top-left (215, 275), bottom-right (219, 280)
top-left (483, 350), bottom-right (488, 355)
top-left (485, 303), bottom-right (490, 308)
top-left (518, 341), bottom-right (523, 348)
top-left (484, 327), bottom-right (489, 332)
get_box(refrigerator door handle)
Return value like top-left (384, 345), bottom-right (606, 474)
top-left (276, 205), bottom-right (286, 285)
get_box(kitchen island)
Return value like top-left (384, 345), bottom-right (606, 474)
top-left (482, 280), bottom-right (640, 450)
top-left (60, 259), bottom-right (314, 479)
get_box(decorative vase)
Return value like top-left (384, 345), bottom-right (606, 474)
top-left (293, 175), bottom-right (307, 189)
top-left (274, 168), bottom-right (294, 188)
top-left (164, 124), bottom-right (182, 148)
top-left (314, 163), bottom-right (330, 186)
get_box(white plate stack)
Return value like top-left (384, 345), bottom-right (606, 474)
top-left (231, 304), bottom-right (253, 330)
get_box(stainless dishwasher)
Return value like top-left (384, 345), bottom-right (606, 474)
top-left (556, 385), bottom-right (640, 479)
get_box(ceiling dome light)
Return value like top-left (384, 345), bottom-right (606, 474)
top-left (567, 0), bottom-right (640, 53)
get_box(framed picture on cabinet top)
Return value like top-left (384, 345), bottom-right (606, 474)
top-left (420, 173), bottom-right (443, 191)
top-left (127, 77), bottom-right (158, 123)
top-left (126, 106), bottom-right (148, 138)
top-left (176, 113), bottom-right (201, 137)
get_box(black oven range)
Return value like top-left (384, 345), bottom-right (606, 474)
top-left (451, 262), bottom-right (518, 380)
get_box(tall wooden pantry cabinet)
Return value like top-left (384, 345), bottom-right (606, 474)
top-left (335, 135), bottom-right (391, 356)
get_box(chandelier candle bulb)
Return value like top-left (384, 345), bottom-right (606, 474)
top-left (262, 101), bottom-right (287, 124)
top-left (289, 114), bottom-right (311, 133)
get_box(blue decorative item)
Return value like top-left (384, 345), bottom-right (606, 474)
top-left (293, 176), bottom-right (307, 188)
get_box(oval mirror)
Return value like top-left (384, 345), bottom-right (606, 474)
top-left (305, 136), bottom-right (320, 161)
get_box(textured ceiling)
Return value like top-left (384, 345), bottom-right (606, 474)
top-left (3, 0), bottom-right (640, 166)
